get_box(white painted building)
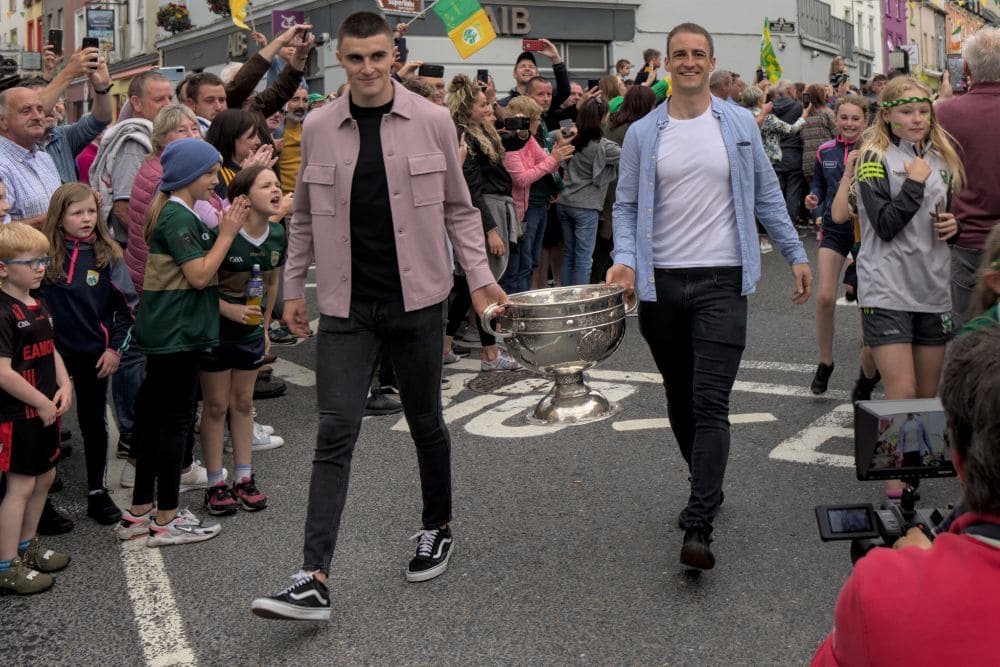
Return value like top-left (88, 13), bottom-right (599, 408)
top-left (156, 0), bottom-right (890, 94)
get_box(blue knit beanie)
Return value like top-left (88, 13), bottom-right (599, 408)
top-left (159, 138), bottom-right (222, 192)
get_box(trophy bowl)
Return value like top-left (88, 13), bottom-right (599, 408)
top-left (482, 284), bottom-right (635, 425)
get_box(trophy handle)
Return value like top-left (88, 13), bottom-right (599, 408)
top-left (625, 298), bottom-right (638, 315)
top-left (481, 302), bottom-right (511, 339)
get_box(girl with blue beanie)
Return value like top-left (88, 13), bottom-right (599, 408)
top-left (116, 138), bottom-right (250, 547)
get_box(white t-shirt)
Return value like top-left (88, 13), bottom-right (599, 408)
top-left (651, 106), bottom-right (741, 269)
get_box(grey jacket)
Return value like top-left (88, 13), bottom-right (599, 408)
top-left (555, 134), bottom-right (621, 211)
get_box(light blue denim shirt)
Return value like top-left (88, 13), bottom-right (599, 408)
top-left (611, 95), bottom-right (808, 300)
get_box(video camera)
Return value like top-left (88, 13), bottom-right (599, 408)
top-left (815, 399), bottom-right (955, 563)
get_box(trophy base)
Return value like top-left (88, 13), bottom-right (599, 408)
top-left (525, 372), bottom-right (620, 425)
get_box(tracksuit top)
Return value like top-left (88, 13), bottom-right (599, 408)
top-left (40, 237), bottom-right (138, 357)
top-left (809, 134), bottom-right (857, 225)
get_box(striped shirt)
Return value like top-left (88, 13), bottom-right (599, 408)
top-left (0, 135), bottom-right (62, 221)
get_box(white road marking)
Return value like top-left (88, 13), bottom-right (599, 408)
top-left (120, 540), bottom-right (198, 667)
top-left (268, 358), bottom-right (316, 387)
top-left (612, 413), bottom-right (778, 432)
top-left (738, 360), bottom-right (818, 374)
top-left (105, 408), bottom-right (197, 667)
top-left (462, 381), bottom-right (637, 438)
top-left (768, 403), bottom-right (855, 467)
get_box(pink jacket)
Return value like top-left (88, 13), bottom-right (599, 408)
top-left (126, 155), bottom-right (162, 295)
top-left (502, 136), bottom-right (559, 221)
top-left (285, 80), bottom-right (494, 317)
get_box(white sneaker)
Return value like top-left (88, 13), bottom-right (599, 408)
top-left (146, 508), bottom-right (221, 547)
top-left (759, 238), bottom-right (773, 254)
top-left (179, 461), bottom-right (226, 492)
top-left (120, 461), bottom-right (135, 488)
top-left (224, 424), bottom-right (284, 452)
top-left (251, 410), bottom-right (275, 436)
top-left (116, 508), bottom-right (156, 540)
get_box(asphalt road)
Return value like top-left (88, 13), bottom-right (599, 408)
top-left (2, 244), bottom-right (961, 666)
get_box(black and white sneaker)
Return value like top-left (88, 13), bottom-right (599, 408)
top-left (251, 571), bottom-right (330, 621)
top-left (406, 527), bottom-right (453, 583)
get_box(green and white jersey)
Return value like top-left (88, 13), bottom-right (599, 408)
top-left (214, 222), bottom-right (288, 343)
top-left (135, 199), bottom-right (219, 354)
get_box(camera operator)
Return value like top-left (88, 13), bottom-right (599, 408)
top-left (813, 326), bottom-right (1000, 665)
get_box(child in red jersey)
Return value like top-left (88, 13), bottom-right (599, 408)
top-left (0, 223), bottom-right (73, 595)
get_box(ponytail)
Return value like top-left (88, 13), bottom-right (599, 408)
top-left (144, 192), bottom-right (170, 245)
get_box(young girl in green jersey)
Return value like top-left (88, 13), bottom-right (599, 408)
top-left (199, 165), bottom-right (287, 515)
top-left (117, 138), bottom-right (249, 546)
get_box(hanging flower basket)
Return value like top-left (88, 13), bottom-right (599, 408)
top-left (207, 0), bottom-right (230, 18)
top-left (156, 3), bottom-right (192, 34)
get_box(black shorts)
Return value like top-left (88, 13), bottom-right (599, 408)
top-left (861, 307), bottom-right (955, 347)
top-left (0, 417), bottom-right (60, 476)
top-left (819, 220), bottom-right (856, 257)
top-left (200, 337), bottom-right (266, 373)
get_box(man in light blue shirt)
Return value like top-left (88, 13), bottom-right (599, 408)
top-left (607, 22), bottom-right (812, 571)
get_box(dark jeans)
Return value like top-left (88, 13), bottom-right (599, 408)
top-left (499, 241), bottom-right (521, 294)
top-left (776, 168), bottom-right (807, 224)
top-left (638, 267), bottom-right (747, 533)
top-left (951, 245), bottom-right (981, 328)
top-left (514, 205), bottom-right (548, 293)
top-left (445, 275), bottom-right (494, 347)
top-left (302, 299), bottom-right (451, 574)
top-left (131, 352), bottom-right (201, 511)
top-left (61, 351), bottom-right (110, 492)
top-left (111, 345), bottom-right (145, 439)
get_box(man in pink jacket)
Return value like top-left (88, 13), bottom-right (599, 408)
top-left (251, 11), bottom-right (505, 622)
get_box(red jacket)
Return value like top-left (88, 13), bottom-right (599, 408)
top-left (935, 81), bottom-right (1000, 250)
top-left (812, 512), bottom-right (1000, 666)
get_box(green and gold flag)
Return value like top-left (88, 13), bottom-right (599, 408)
top-left (760, 17), bottom-right (783, 84)
top-left (230, 0), bottom-right (250, 30)
top-left (432, 0), bottom-right (496, 59)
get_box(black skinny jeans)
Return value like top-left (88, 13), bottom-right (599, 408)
top-left (445, 275), bottom-right (495, 347)
top-left (61, 351), bottom-right (110, 492)
top-left (302, 299), bottom-right (451, 574)
top-left (638, 267), bottom-right (747, 534)
top-left (130, 352), bottom-right (201, 512)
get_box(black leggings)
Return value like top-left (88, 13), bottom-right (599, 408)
top-left (445, 275), bottom-right (495, 347)
top-left (131, 352), bottom-right (200, 512)
top-left (61, 351), bottom-right (110, 492)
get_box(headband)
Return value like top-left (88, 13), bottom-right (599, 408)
top-left (880, 96), bottom-right (933, 109)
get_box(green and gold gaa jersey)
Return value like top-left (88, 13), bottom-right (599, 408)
top-left (213, 222), bottom-right (288, 343)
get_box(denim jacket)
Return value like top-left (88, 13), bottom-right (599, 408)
top-left (611, 96), bottom-right (808, 300)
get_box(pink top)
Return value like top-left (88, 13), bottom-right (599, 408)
top-left (75, 143), bottom-right (99, 186)
top-left (284, 80), bottom-right (494, 317)
top-left (502, 135), bottom-right (560, 221)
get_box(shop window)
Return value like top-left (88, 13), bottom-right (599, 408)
top-left (553, 42), bottom-right (608, 73)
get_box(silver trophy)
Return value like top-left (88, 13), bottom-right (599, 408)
top-left (482, 284), bottom-right (634, 425)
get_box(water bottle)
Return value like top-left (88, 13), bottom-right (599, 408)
top-left (245, 264), bottom-right (264, 327)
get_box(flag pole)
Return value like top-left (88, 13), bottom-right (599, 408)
top-left (246, 0), bottom-right (257, 33)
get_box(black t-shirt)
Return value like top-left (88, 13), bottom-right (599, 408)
top-left (349, 98), bottom-right (403, 302)
top-left (0, 291), bottom-right (58, 421)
